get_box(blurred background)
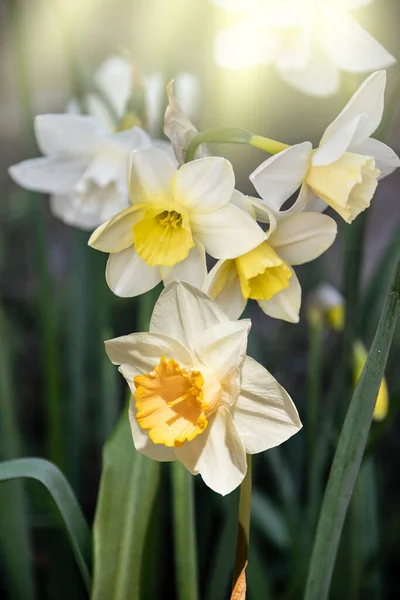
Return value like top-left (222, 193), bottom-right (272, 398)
top-left (1, 0), bottom-right (400, 598)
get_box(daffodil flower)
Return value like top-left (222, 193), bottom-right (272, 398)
top-left (8, 56), bottom-right (198, 231)
top-left (9, 116), bottom-right (153, 230)
top-left (249, 71), bottom-right (400, 224)
top-left (211, 0), bottom-right (396, 96)
top-left (205, 192), bottom-right (337, 322)
top-left (105, 281), bottom-right (302, 495)
top-left (89, 148), bottom-right (266, 296)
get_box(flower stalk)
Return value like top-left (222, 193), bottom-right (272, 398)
top-left (185, 127), bottom-right (287, 163)
top-left (171, 462), bottom-right (199, 600)
top-left (232, 455), bottom-right (252, 591)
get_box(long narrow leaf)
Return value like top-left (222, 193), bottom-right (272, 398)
top-left (0, 458), bottom-right (92, 592)
top-left (92, 413), bottom-right (160, 600)
top-left (305, 258), bottom-right (400, 600)
top-left (0, 305), bottom-right (35, 599)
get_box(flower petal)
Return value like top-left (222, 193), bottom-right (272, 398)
top-left (128, 403), bottom-right (177, 462)
top-left (9, 155), bottom-right (86, 194)
top-left (106, 246), bottom-right (162, 298)
top-left (258, 268), bottom-right (301, 323)
top-left (351, 137), bottom-right (400, 178)
top-left (105, 330), bottom-right (193, 378)
top-left (174, 407), bottom-right (247, 495)
top-left (277, 52), bottom-right (340, 97)
top-left (161, 239), bottom-right (207, 288)
top-left (320, 13), bottom-right (396, 73)
top-left (35, 114), bottom-right (105, 156)
top-left (268, 213), bottom-right (337, 266)
top-left (50, 193), bottom-right (126, 231)
top-left (313, 115), bottom-right (363, 166)
top-left (129, 147), bottom-right (177, 205)
top-left (250, 143), bottom-right (313, 212)
top-left (172, 157), bottom-right (234, 213)
top-left (319, 71), bottom-right (387, 153)
top-left (88, 206), bottom-right (139, 253)
top-left (195, 319), bottom-right (250, 385)
top-left (190, 203), bottom-right (266, 259)
top-left (234, 356), bottom-right (302, 454)
top-left (204, 260), bottom-right (248, 320)
top-left (94, 56), bottom-right (133, 120)
top-left (150, 281), bottom-right (228, 353)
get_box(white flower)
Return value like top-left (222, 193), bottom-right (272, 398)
top-left (9, 115), bottom-right (153, 230)
top-left (211, 0), bottom-right (396, 96)
top-left (204, 193), bottom-right (337, 322)
top-left (89, 148), bottom-right (266, 297)
top-left (8, 56), bottom-right (199, 231)
top-left (105, 281), bottom-right (302, 495)
top-left (249, 71), bottom-right (400, 223)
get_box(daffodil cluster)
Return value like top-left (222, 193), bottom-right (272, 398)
top-left (8, 56), bottom-right (399, 494)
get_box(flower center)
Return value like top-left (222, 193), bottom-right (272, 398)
top-left (134, 356), bottom-right (218, 447)
top-left (235, 242), bottom-right (292, 301)
top-left (133, 207), bottom-right (194, 267)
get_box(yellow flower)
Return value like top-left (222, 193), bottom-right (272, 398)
top-left (105, 282), bottom-right (302, 495)
top-left (89, 148), bottom-right (266, 297)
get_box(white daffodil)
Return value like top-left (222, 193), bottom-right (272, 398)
top-left (9, 56), bottom-right (199, 231)
top-left (89, 148), bottom-right (266, 296)
top-left (9, 115), bottom-right (153, 230)
top-left (105, 281), bottom-right (302, 495)
top-left (69, 56), bottom-right (199, 138)
top-left (211, 0), bottom-right (396, 96)
top-left (204, 193), bottom-right (337, 322)
top-left (249, 71), bottom-right (400, 224)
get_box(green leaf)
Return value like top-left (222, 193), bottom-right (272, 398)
top-left (0, 458), bottom-right (92, 592)
top-left (0, 304), bottom-right (35, 600)
top-left (92, 413), bottom-right (160, 600)
top-left (251, 491), bottom-right (290, 551)
top-left (305, 257), bottom-right (400, 600)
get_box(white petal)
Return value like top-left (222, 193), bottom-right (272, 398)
top-left (320, 14), bottom-right (396, 73)
top-left (85, 94), bottom-right (115, 130)
top-left (300, 184), bottom-right (328, 213)
top-left (129, 147), bottom-right (176, 205)
top-left (195, 319), bottom-right (250, 384)
top-left (34, 114), bottom-right (105, 156)
top-left (258, 268), bottom-right (301, 323)
top-left (105, 330), bottom-right (193, 376)
top-left (190, 203), bottom-right (266, 259)
top-left (234, 356), bottom-right (302, 454)
top-left (313, 115), bottom-right (363, 166)
top-left (9, 155), bottom-right (86, 194)
top-left (319, 71), bottom-right (387, 151)
top-left (108, 127), bottom-right (153, 153)
top-left (150, 281), bottom-right (228, 353)
top-left (351, 138), bottom-right (400, 178)
top-left (161, 239), bottom-right (207, 287)
top-left (174, 407), bottom-right (247, 496)
top-left (230, 190), bottom-right (274, 225)
top-left (268, 213), bottom-right (337, 266)
top-left (81, 146), bottom-right (127, 191)
top-left (49, 194), bottom-right (109, 230)
top-left (88, 206), bottom-right (139, 253)
top-left (250, 143), bottom-right (313, 212)
top-left (277, 53), bottom-right (340, 97)
top-left (204, 260), bottom-right (247, 320)
top-left (172, 157), bottom-right (234, 213)
top-left (106, 246), bottom-right (162, 298)
top-left (94, 56), bottom-right (133, 120)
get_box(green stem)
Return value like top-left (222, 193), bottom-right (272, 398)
top-left (233, 454), bottom-right (253, 587)
top-left (185, 127), bottom-right (288, 162)
top-left (171, 462), bottom-right (199, 600)
top-left (7, 0), bottom-right (62, 465)
top-left (304, 257), bottom-right (400, 600)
